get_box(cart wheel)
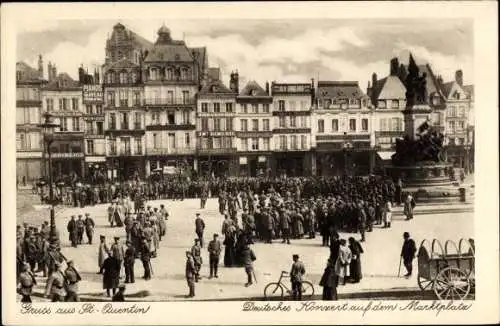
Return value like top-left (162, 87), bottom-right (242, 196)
top-left (264, 282), bottom-right (284, 299)
top-left (301, 281), bottom-right (315, 299)
top-left (433, 267), bottom-right (471, 300)
top-left (417, 275), bottom-right (434, 291)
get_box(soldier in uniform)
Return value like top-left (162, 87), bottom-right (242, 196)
top-left (44, 261), bottom-right (67, 302)
top-left (191, 239), bottom-right (203, 282)
top-left (18, 263), bottom-right (36, 302)
top-left (280, 208), bottom-right (291, 244)
top-left (84, 213), bottom-right (95, 244)
top-left (185, 251), bottom-right (196, 298)
top-left (290, 254), bottom-right (306, 300)
top-left (140, 239), bottom-right (152, 280)
top-left (401, 232), bottom-right (417, 278)
top-left (194, 213), bottom-right (206, 248)
top-left (107, 203), bottom-right (115, 227)
top-left (25, 235), bottom-right (38, 272)
top-left (241, 244), bottom-right (256, 287)
top-left (97, 235), bottom-right (109, 274)
top-left (207, 233), bottom-right (221, 279)
top-left (64, 260), bottom-right (82, 302)
top-left (124, 241), bottom-right (136, 283)
top-left (111, 237), bottom-right (124, 277)
top-left (357, 201), bottom-right (366, 242)
top-left (200, 185), bottom-right (208, 209)
top-left (67, 215), bottom-right (78, 248)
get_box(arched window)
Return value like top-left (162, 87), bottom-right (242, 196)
top-left (130, 72), bottom-right (137, 83)
top-left (107, 71), bottom-right (115, 84)
top-left (119, 71), bottom-right (127, 84)
top-left (180, 67), bottom-right (188, 80)
top-left (166, 68), bottom-right (173, 80)
top-left (150, 68), bottom-right (158, 81)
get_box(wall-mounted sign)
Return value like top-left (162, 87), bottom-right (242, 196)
top-left (83, 85), bottom-right (103, 103)
top-left (239, 156), bottom-right (248, 165)
top-left (258, 156), bottom-right (267, 163)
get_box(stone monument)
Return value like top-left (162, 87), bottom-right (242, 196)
top-left (387, 54), bottom-right (454, 189)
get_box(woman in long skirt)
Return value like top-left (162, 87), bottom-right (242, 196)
top-left (348, 237), bottom-right (363, 283)
top-left (319, 257), bottom-right (338, 300)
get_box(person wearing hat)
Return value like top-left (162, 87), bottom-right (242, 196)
top-left (25, 235), bottom-right (38, 272)
top-left (107, 203), bottom-right (115, 227)
top-left (194, 213), bottom-right (206, 248)
top-left (100, 252), bottom-right (120, 297)
top-left (319, 257), bottom-right (338, 300)
top-left (84, 213), bottom-right (95, 245)
top-left (97, 235), bottom-right (110, 274)
top-left (190, 239), bottom-right (203, 282)
top-left (64, 260), bottom-right (82, 302)
top-left (112, 284), bottom-right (126, 302)
top-left (111, 237), bottom-right (124, 277)
top-left (140, 238), bottom-right (152, 281)
top-left (124, 241), bottom-right (136, 284)
top-left (185, 251), bottom-right (196, 297)
top-left (290, 254), bottom-right (306, 300)
top-left (401, 232), bottom-right (416, 278)
top-left (18, 263), bottom-right (37, 302)
top-left (45, 261), bottom-right (66, 302)
top-left (241, 244), bottom-right (256, 287)
top-left (207, 233), bottom-right (222, 279)
top-left (67, 215), bottom-right (78, 248)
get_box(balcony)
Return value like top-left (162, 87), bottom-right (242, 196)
top-left (17, 100), bottom-right (42, 107)
top-left (272, 110), bottom-right (311, 116)
top-left (272, 128), bottom-right (311, 134)
top-left (197, 147), bottom-right (237, 155)
top-left (143, 98), bottom-right (196, 106)
top-left (146, 148), bottom-right (196, 156)
top-left (146, 124), bottom-right (195, 131)
top-left (375, 131), bottom-right (405, 138)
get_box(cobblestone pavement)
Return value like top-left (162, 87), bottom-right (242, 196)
top-left (16, 192), bottom-right (474, 301)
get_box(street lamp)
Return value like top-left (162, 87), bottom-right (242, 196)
top-left (342, 140), bottom-right (353, 176)
top-left (37, 111), bottom-right (60, 247)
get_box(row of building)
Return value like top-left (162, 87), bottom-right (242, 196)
top-left (16, 23), bottom-right (475, 182)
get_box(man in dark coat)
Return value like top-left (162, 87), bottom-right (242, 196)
top-left (84, 213), bottom-right (95, 244)
top-left (67, 216), bottom-right (78, 247)
top-left (64, 260), bottom-right (82, 302)
top-left (319, 257), bottom-right (338, 300)
top-left (191, 239), bottom-right (203, 282)
top-left (401, 232), bottom-right (417, 278)
top-left (241, 244), bottom-right (256, 287)
top-left (100, 253), bottom-right (120, 296)
top-left (280, 209), bottom-right (291, 244)
top-left (194, 213), bottom-right (206, 248)
top-left (140, 239), bottom-right (152, 280)
top-left (124, 241), bottom-right (136, 283)
top-left (348, 237), bottom-right (364, 283)
top-left (76, 215), bottom-right (85, 245)
top-left (185, 251), bottom-right (196, 297)
top-left (207, 233), bottom-right (222, 279)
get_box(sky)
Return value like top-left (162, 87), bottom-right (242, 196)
top-left (16, 18), bottom-right (474, 90)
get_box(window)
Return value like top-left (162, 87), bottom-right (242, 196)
top-left (362, 118), bottom-right (369, 131)
top-left (132, 137), bottom-right (141, 154)
top-left (96, 105), bottom-right (103, 114)
top-left (225, 103), bottom-right (233, 113)
top-left (213, 137), bottom-right (221, 149)
top-left (61, 98), bottom-right (69, 111)
top-left (448, 121), bottom-right (455, 132)
top-left (448, 137), bottom-right (455, 146)
top-left (185, 133), bottom-right (191, 147)
top-left (289, 101), bottom-right (296, 111)
top-left (290, 116), bottom-right (296, 128)
top-left (263, 119), bottom-right (270, 131)
top-left (182, 111), bottom-right (190, 124)
top-left (17, 133), bottom-right (25, 150)
top-left (166, 68), bottom-right (173, 80)
top-left (241, 138), bottom-right (248, 151)
top-left (226, 118), bottom-right (233, 131)
top-left (109, 138), bottom-right (116, 155)
top-left (252, 104), bottom-right (258, 114)
top-left (121, 112), bottom-right (129, 130)
top-left (214, 118), bottom-right (221, 131)
top-left (85, 105), bottom-right (92, 114)
top-left (241, 119), bottom-right (248, 131)
top-left (449, 106), bottom-right (457, 117)
top-left (107, 91), bottom-right (115, 107)
top-left (279, 116), bottom-right (286, 128)
top-left (152, 112), bottom-right (160, 125)
top-left (252, 119), bottom-right (258, 131)
top-left (214, 103), bottom-right (221, 113)
top-left (290, 135), bottom-right (298, 149)
top-left (391, 100), bottom-right (399, 109)
top-left (201, 118), bottom-right (209, 131)
top-left (301, 135), bottom-right (307, 149)
top-left (380, 118), bottom-right (388, 131)
top-left (119, 90), bottom-right (128, 107)
top-left (263, 138), bottom-right (270, 151)
top-left (458, 121), bottom-right (465, 130)
top-left (300, 116), bottom-right (307, 128)
top-left (318, 119), bottom-right (324, 133)
top-left (167, 91), bottom-right (174, 104)
top-left (106, 72), bottom-right (114, 84)
top-left (150, 68), bottom-right (158, 81)
top-left (332, 119), bottom-right (339, 132)
top-left (167, 111), bottom-right (175, 125)
top-left (182, 91), bottom-right (190, 104)
top-left (263, 103), bottom-right (270, 113)
top-left (459, 138), bottom-right (465, 145)
top-left (134, 112), bottom-right (141, 129)
top-left (201, 103), bottom-right (208, 113)
top-left (86, 140), bottom-right (94, 155)
top-left (109, 113), bottom-right (116, 129)
top-left (153, 133), bottom-right (160, 149)
top-left (251, 138), bottom-right (259, 150)
top-left (133, 92), bottom-right (141, 106)
top-left (181, 68), bottom-right (188, 80)
top-left (69, 117), bottom-right (78, 131)
top-left (278, 100), bottom-right (285, 111)
top-left (121, 137), bottom-right (131, 155)
top-left (96, 122), bottom-right (103, 135)
top-left (120, 72), bottom-right (127, 84)
top-left (279, 135), bottom-right (287, 150)
top-left (46, 99), bottom-right (54, 111)
top-left (60, 117), bottom-right (68, 131)
top-left (349, 119), bottom-right (356, 131)
top-left (241, 104), bottom-right (248, 114)
top-left (86, 121), bottom-right (94, 134)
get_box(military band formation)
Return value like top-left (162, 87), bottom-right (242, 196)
top-left (17, 175), bottom-right (419, 302)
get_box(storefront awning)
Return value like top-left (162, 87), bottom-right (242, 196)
top-left (377, 151), bottom-right (395, 161)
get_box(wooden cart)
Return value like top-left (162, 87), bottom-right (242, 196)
top-left (417, 238), bottom-right (475, 300)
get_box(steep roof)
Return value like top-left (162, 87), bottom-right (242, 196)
top-left (463, 85), bottom-right (474, 98)
top-left (45, 72), bottom-right (81, 89)
top-left (16, 62), bottom-right (43, 83)
top-left (376, 75), bottom-right (407, 100)
top-left (105, 57), bottom-right (139, 70)
top-left (198, 79), bottom-right (234, 95)
top-left (190, 47), bottom-right (207, 72)
top-left (129, 30), bottom-right (154, 49)
top-left (440, 81), bottom-right (455, 98)
top-left (144, 40), bottom-right (194, 62)
top-left (239, 80), bottom-right (269, 97)
top-left (317, 81), bottom-right (368, 100)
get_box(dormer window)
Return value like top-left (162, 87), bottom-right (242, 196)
top-left (119, 71), bottom-right (127, 84)
top-left (180, 68), bottom-right (188, 80)
top-left (175, 54), bottom-right (180, 60)
top-left (107, 72), bottom-right (115, 84)
top-left (211, 85), bottom-right (217, 93)
top-left (251, 89), bottom-right (257, 96)
top-left (150, 68), bottom-right (158, 81)
top-left (166, 68), bottom-right (173, 80)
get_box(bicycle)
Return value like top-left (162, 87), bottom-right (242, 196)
top-left (263, 271), bottom-right (315, 300)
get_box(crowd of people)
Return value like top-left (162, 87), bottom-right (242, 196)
top-left (18, 175), bottom-right (420, 302)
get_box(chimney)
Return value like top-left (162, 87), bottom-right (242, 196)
top-left (311, 78), bottom-right (315, 106)
top-left (47, 62), bottom-right (53, 81)
top-left (78, 65), bottom-right (85, 84)
top-left (265, 81), bottom-right (270, 95)
top-left (94, 67), bottom-right (100, 84)
top-left (229, 71), bottom-right (239, 94)
top-left (398, 64), bottom-right (407, 81)
top-left (390, 57), bottom-right (399, 76)
top-left (38, 54), bottom-right (44, 79)
top-left (371, 73), bottom-right (377, 88)
top-left (455, 70), bottom-right (463, 86)
top-left (51, 64), bottom-right (57, 81)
